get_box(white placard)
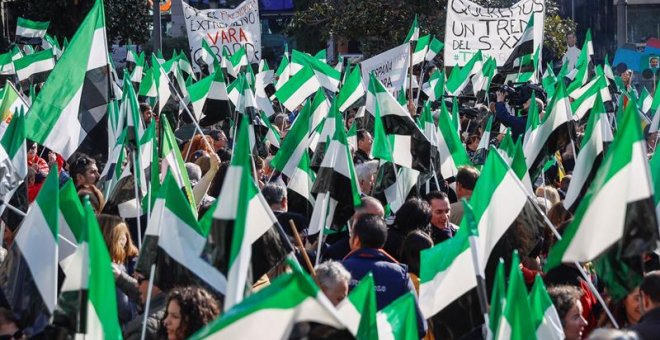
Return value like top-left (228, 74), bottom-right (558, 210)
top-left (444, 0), bottom-right (545, 67)
top-left (182, 0), bottom-right (261, 71)
top-left (361, 42), bottom-right (411, 93)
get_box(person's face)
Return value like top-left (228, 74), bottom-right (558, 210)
top-left (359, 173), bottom-right (375, 195)
top-left (624, 287), bottom-right (642, 324)
top-left (563, 301), bottom-right (588, 340)
top-left (358, 132), bottom-right (373, 153)
top-left (429, 198), bottom-right (450, 229)
top-left (28, 144), bottom-right (37, 156)
top-left (650, 57), bottom-right (659, 68)
top-left (322, 281), bottom-right (349, 306)
top-left (567, 34), bottom-right (577, 47)
top-left (117, 231), bottom-right (128, 250)
top-left (163, 300), bottom-right (183, 340)
top-left (621, 71), bottom-right (631, 84)
top-left (79, 163), bottom-right (100, 185)
top-left (142, 107), bottom-right (154, 125)
top-left (214, 132), bottom-right (227, 151)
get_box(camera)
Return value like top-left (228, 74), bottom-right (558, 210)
top-left (491, 82), bottom-right (547, 109)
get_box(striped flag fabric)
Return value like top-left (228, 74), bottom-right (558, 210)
top-left (2, 164), bottom-right (59, 319)
top-left (213, 118), bottom-right (286, 311)
top-left (0, 52), bottom-right (15, 75)
top-left (201, 69), bottom-right (231, 126)
top-left (437, 100), bottom-right (473, 179)
top-left (197, 39), bottom-right (218, 74)
top-left (0, 109), bottom-right (26, 216)
top-left (474, 115), bottom-right (493, 165)
top-left (275, 54), bottom-right (291, 90)
top-left (129, 51), bottom-right (145, 84)
top-left (336, 65), bottom-right (365, 112)
top-left (0, 81), bottom-right (29, 134)
top-left (336, 273), bottom-right (378, 340)
top-left (291, 49), bottom-right (341, 92)
top-left (422, 69), bottom-right (445, 102)
top-left (151, 55), bottom-right (172, 114)
top-left (563, 93), bottom-right (608, 212)
top-left (488, 259), bottom-right (506, 339)
top-left (15, 17), bottom-right (49, 45)
top-left (569, 74), bottom-right (611, 121)
top-left (404, 14), bottom-right (419, 43)
top-left (494, 251), bottom-right (535, 340)
top-left (445, 50), bottom-right (482, 96)
top-left (14, 48), bottom-right (55, 82)
top-left (189, 265), bottom-right (346, 339)
top-left (500, 15), bottom-right (535, 74)
top-left (274, 65), bottom-right (321, 112)
top-left (25, 0), bottom-right (110, 160)
top-left (309, 101), bottom-right (361, 234)
top-left (286, 150), bottom-right (316, 219)
top-left (160, 118), bottom-right (196, 212)
top-left (419, 203), bottom-right (478, 318)
top-left (376, 293), bottom-right (419, 340)
top-left (186, 72), bottom-right (214, 120)
top-left (472, 57), bottom-right (497, 93)
top-left (546, 96), bottom-right (658, 270)
top-left (368, 74), bottom-right (432, 172)
top-left (227, 46), bottom-right (248, 78)
top-left (270, 97), bottom-right (319, 177)
top-left (58, 180), bottom-right (85, 263)
top-left (425, 36), bottom-right (444, 61)
top-left (529, 275), bottom-right (565, 340)
top-left (567, 30), bottom-right (594, 94)
top-left (412, 34), bottom-right (430, 66)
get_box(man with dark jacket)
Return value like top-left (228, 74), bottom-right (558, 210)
top-left (342, 214), bottom-right (427, 338)
top-left (123, 274), bottom-right (167, 340)
top-left (631, 270), bottom-right (660, 340)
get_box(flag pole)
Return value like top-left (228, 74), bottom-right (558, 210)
top-left (289, 219), bottom-right (317, 282)
top-left (464, 199), bottom-right (490, 339)
top-left (509, 173), bottom-right (621, 329)
top-left (140, 263), bottom-right (156, 340)
top-left (166, 76), bottom-right (216, 153)
top-left (132, 151), bottom-right (143, 248)
top-left (0, 200), bottom-right (26, 217)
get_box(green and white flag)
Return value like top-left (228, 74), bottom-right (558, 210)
top-left (6, 165), bottom-right (59, 315)
top-left (197, 39), bottom-right (218, 74)
top-left (567, 29), bottom-right (593, 93)
top-left (291, 49), bottom-right (341, 92)
top-left (472, 57), bottom-right (497, 93)
top-left (15, 17), bottom-right (49, 45)
top-left (446, 50), bottom-right (482, 96)
top-left (271, 98), bottom-right (319, 177)
top-left (425, 36), bottom-right (444, 61)
top-left (186, 72), bottom-right (214, 120)
top-left (190, 265), bottom-right (346, 339)
top-left (0, 81), bottom-right (29, 134)
top-left (0, 52), bottom-right (15, 75)
top-left (529, 275), bottom-right (564, 340)
top-left (419, 205), bottom-right (478, 318)
top-left (336, 273), bottom-right (378, 340)
top-left (25, 0), bottom-right (110, 159)
top-left (227, 46), bottom-right (248, 78)
top-left (569, 73), bottom-right (610, 121)
top-left (129, 51), bottom-right (145, 84)
top-left (404, 14), bottom-right (419, 43)
top-left (151, 55), bottom-right (172, 114)
top-left (286, 150), bottom-right (316, 219)
top-left (336, 65), bottom-right (365, 112)
top-left (14, 48), bottom-right (55, 82)
top-left (563, 93), bottom-right (608, 212)
top-left (0, 108), bottom-right (26, 216)
top-left (546, 97), bottom-right (658, 270)
top-left (213, 118), bottom-right (284, 311)
top-left (474, 115), bottom-right (493, 164)
top-left (412, 34), bottom-right (430, 66)
top-left (495, 251), bottom-right (535, 340)
top-left (274, 65), bottom-right (321, 112)
top-left (58, 180), bottom-right (85, 263)
top-left (376, 293), bottom-right (419, 340)
top-left (160, 118), bottom-right (196, 212)
top-left (651, 147), bottom-right (660, 228)
top-left (437, 100), bottom-right (472, 178)
top-left (422, 69), bottom-right (445, 102)
top-left (275, 54), bottom-right (291, 90)
top-left (639, 87), bottom-right (653, 114)
top-left (488, 259), bottom-right (506, 340)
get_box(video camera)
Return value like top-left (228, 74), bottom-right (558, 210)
top-left (490, 82), bottom-right (547, 109)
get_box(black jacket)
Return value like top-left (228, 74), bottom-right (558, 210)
top-left (630, 307), bottom-right (660, 340)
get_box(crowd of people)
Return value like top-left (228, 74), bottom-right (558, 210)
top-left (0, 26), bottom-right (658, 339)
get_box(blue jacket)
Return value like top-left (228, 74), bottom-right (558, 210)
top-left (495, 102), bottom-right (527, 141)
top-left (342, 248), bottom-right (427, 337)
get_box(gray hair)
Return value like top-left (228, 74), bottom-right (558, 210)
top-left (355, 160), bottom-right (379, 183)
top-left (261, 182), bottom-right (287, 206)
top-left (315, 260), bottom-right (351, 290)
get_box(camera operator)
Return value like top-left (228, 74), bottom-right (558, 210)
top-left (494, 89), bottom-right (544, 141)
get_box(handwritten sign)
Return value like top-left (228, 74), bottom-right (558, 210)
top-left (182, 0), bottom-right (261, 71)
top-left (361, 43), bottom-right (410, 93)
top-left (444, 0), bottom-right (545, 67)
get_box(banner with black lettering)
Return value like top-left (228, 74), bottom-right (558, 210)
top-left (361, 43), bottom-right (410, 94)
top-left (182, 0), bottom-right (261, 71)
top-left (444, 0), bottom-right (545, 67)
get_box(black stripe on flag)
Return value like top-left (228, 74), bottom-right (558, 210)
top-left (73, 65), bottom-right (111, 162)
top-left (312, 167), bottom-right (357, 229)
top-left (566, 152), bottom-right (604, 213)
top-left (381, 114), bottom-right (432, 173)
top-left (528, 120), bottom-right (574, 179)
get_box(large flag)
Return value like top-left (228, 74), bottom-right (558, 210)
top-left (213, 118), bottom-right (287, 311)
top-left (186, 72), bottom-right (214, 120)
top-left (138, 172), bottom-right (227, 294)
top-left (419, 201), bottom-right (478, 318)
top-left (1, 165), bottom-right (59, 321)
top-left (201, 69), bottom-right (231, 126)
top-left (376, 293), bottom-right (419, 340)
top-left (368, 74), bottom-right (432, 172)
top-left (412, 34), bottom-right (430, 66)
top-left (58, 180), bottom-right (85, 262)
top-left (437, 100), bottom-right (473, 179)
top-left (336, 273), bottom-right (378, 340)
top-left (309, 101), bottom-right (361, 234)
top-left (563, 93), bottom-right (608, 212)
top-left (25, 0), bottom-right (110, 160)
top-left (494, 252), bottom-right (535, 340)
top-left (58, 198), bottom-right (122, 339)
top-left (336, 65), bottom-right (365, 112)
top-left (500, 15), bottom-right (535, 74)
top-left (286, 151), bottom-right (316, 219)
top-left (546, 97), bottom-right (658, 270)
top-left (15, 17), bottom-right (49, 45)
top-left (160, 118), bottom-right (196, 212)
top-left (151, 55), bottom-right (172, 114)
top-left (422, 69), bottom-right (445, 102)
top-left (14, 49), bottom-right (55, 82)
top-left (569, 74), bottom-right (610, 121)
top-left (291, 49), bottom-right (341, 92)
top-left (523, 83), bottom-right (573, 177)
top-left (274, 65), bottom-right (321, 112)
top-left (425, 36), bottom-right (444, 61)
top-left (0, 109), bottom-right (27, 216)
top-left (189, 265), bottom-right (346, 339)
top-left (529, 275), bottom-right (564, 340)
top-left (404, 14), bottom-right (419, 43)
top-left (445, 50), bottom-right (482, 96)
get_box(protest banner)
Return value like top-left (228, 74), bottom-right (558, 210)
top-left (182, 0), bottom-right (261, 71)
top-left (444, 0), bottom-right (545, 67)
top-left (360, 42), bottom-right (410, 94)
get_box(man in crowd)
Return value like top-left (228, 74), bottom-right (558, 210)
top-left (315, 261), bottom-right (351, 306)
top-left (342, 214), bottom-right (427, 337)
top-left (425, 191), bottom-right (458, 244)
top-left (123, 274), bottom-right (167, 340)
top-left (631, 270), bottom-right (660, 339)
top-left (262, 182), bottom-right (307, 237)
top-left (354, 129), bottom-right (373, 165)
top-left (324, 196), bottom-right (385, 261)
top-left (562, 32), bottom-right (581, 70)
top-left (355, 160), bottom-right (378, 196)
top-left (69, 153), bottom-right (100, 187)
top-left (449, 166), bottom-right (480, 225)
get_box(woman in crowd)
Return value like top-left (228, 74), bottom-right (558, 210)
top-left (548, 285), bottom-right (590, 340)
top-left (162, 286), bottom-right (221, 340)
top-left (597, 287), bottom-right (642, 329)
